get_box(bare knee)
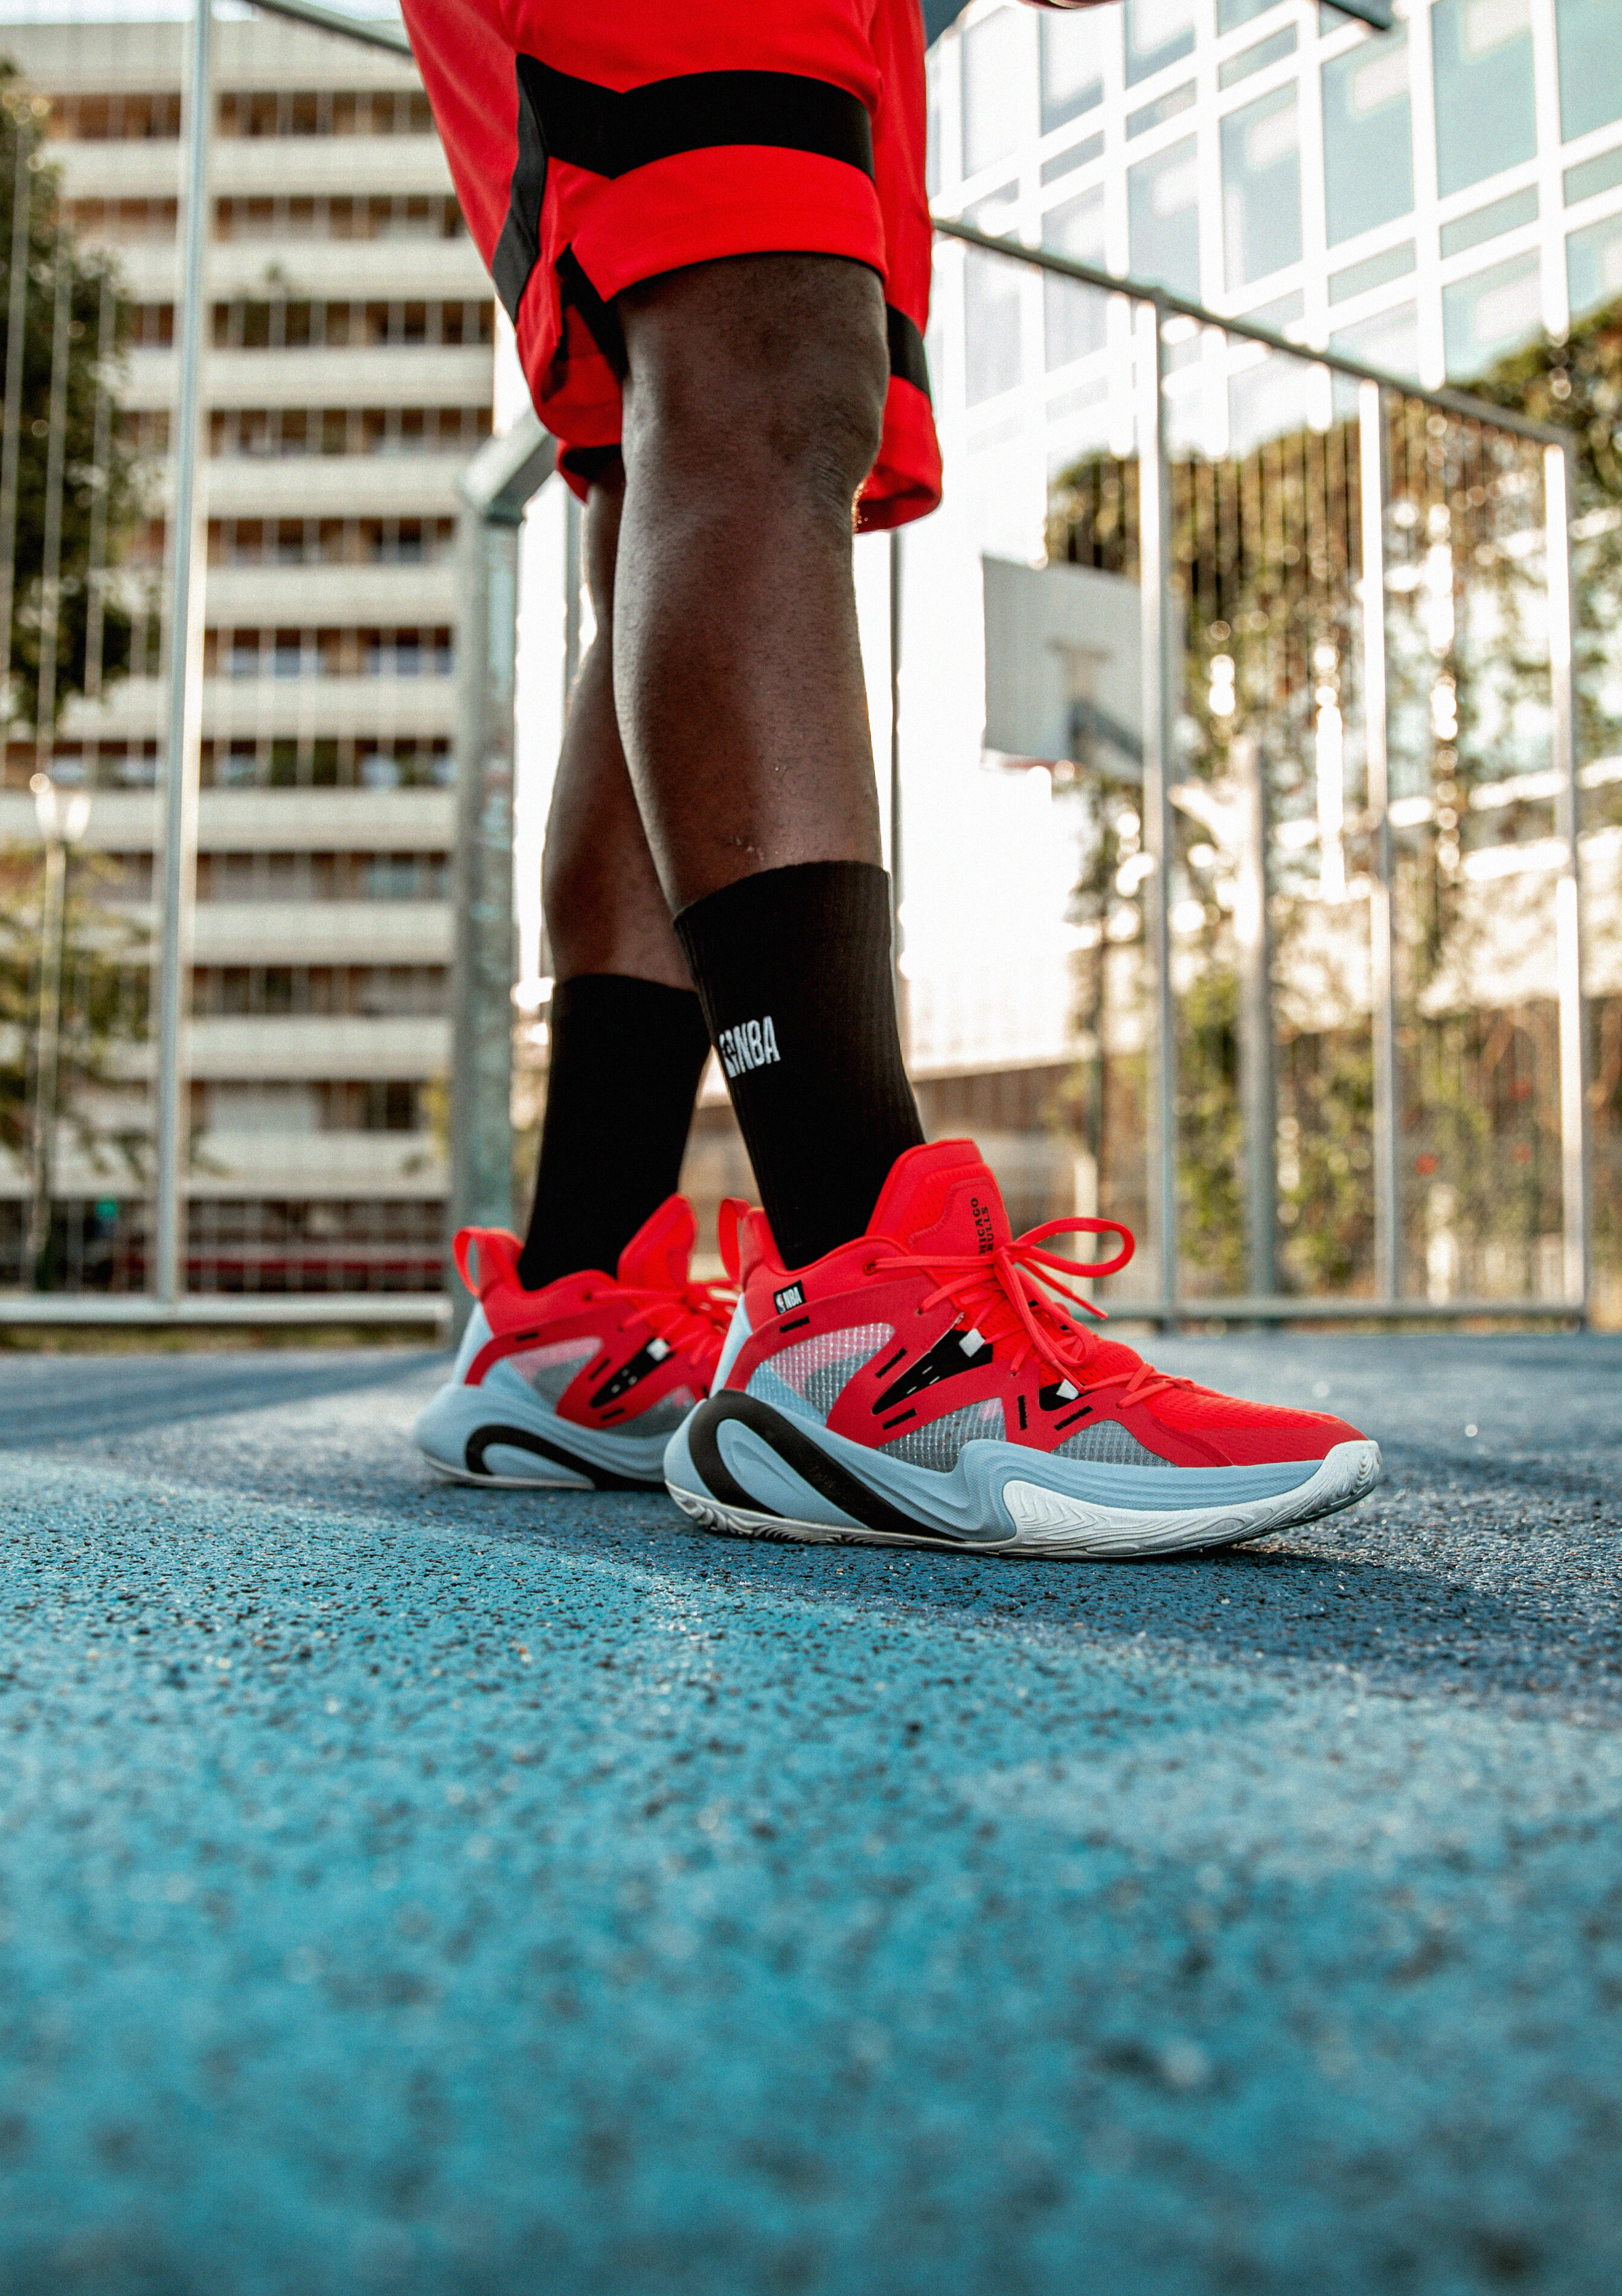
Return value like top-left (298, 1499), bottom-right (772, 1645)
top-left (618, 254), bottom-right (887, 526)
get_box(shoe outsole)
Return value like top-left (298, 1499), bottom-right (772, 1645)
top-left (667, 1435), bottom-right (1382, 1560)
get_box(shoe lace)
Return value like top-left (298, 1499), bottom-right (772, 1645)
top-left (612, 1275), bottom-right (737, 1368)
top-left (868, 1217), bottom-right (1184, 1408)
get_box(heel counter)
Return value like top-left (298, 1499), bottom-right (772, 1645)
top-left (450, 1302), bottom-right (493, 1385)
top-left (713, 1295), bottom-right (753, 1392)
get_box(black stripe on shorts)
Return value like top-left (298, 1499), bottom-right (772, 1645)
top-left (493, 60), bottom-right (876, 323)
top-left (886, 305), bottom-right (931, 402)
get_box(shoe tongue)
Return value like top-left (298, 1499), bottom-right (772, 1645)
top-left (616, 1194), bottom-right (696, 1291)
top-left (867, 1139), bottom-right (1011, 1259)
top-left (867, 1142), bottom-right (1150, 1387)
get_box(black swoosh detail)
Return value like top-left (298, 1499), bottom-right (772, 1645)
top-left (873, 1327), bottom-right (994, 1414)
top-left (464, 1423), bottom-right (653, 1491)
top-left (685, 1393), bottom-right (945, 1542)
top-left (590, 1339), bottom-right (664, 1410)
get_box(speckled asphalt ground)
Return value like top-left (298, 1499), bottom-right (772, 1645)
top-left (0, 1332), bottom-right (1619, 2296)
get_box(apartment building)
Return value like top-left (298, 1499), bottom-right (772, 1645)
top-left (0, 8), bottom-right (493, 1292)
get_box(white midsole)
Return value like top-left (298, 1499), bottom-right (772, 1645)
top-left (668, 1437), bottom-right (1381, 1560)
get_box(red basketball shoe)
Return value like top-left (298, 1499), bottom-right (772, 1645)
top-left (665, 1140), bottom-right (1380, 1557)
top-left (417, 1196), bottom-right (734, 1489)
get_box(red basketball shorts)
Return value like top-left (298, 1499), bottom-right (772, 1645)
top-left (400, 0), bottom-right (942, 532)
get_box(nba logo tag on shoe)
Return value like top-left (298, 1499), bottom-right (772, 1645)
top-left (718, 1015), bottom-right (780, 1078)
top-left (773, 1282), bottom-right (805, 1314)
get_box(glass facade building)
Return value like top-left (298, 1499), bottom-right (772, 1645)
top-left (880, 0), bottom-right (1618, 1314)
top-left (928, 0), bottom-right (1622, 396)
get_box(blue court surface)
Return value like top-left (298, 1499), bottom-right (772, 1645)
top-left (0, 1331), bottom-right (1618, 2295)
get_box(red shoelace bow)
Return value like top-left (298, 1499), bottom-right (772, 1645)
top-left (609, 1274), bottom-right (737, 1368)
top-left (869, 1216), bottom-right (1184, 1408)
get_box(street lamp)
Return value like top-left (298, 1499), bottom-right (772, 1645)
top-left (27, 771), bottom-right (92, 1288)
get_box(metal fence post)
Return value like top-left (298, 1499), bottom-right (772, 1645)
top-left (1358, 379), bottom-right (1400, 1304)
top-left (1545, 440), bottom-right (1590, 1316)
top-left (152, 0), bottom-right (212, 1305)
top-left (1233, 733), bottom-right (1277, 1299)
top-left (1135, 298), bottom-right (1178, 1320)
top-left (0, 106), bottom-right (31, 710)
top-left (450, 412), bottom-right (554, 1332)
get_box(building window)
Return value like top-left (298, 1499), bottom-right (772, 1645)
top-left (1042, 188), bottom-right (1108, 368)
top-left (363, 855), bottom-right (449, 901)
top-left (66, 196), bottom-right (178, 240)
top-left (214, 193), bottom-right (466, 241)
top-left (926, 48), bottom-right (941, 198)
top-left (1217, 0), bottom-right (1282, 30)
top-left (1439, 187), bottom-right (1537, 260)
top-left (1129, 135), bottom-right (1200, 300)
top-left (1329, 301), bottom-right (1420, 382)
top-left (216, 89), bottom-right (434, 138)
top-left (129, 303), bottom-right (175, 347)
top-left (1556, 0), bottom-right (1622, 143)
top-left (1568, 211), bottom-right (1622, 323)
top-left (1127, 85), bottom-right (1196, 138)
top-left (51, 92), bottom-right (182, 140)
top-left (1123, 0), bottom-right (1197, 88)
top-left (961, 7), bottom-right (1025, 179)
top-left (1329, 242), bottom-right (1415, 304)
top-left (1441, 250), bottom-right (1542, 379)
top-left (1565, 147), bottom-right (1622, 207)
top-left (1039, 10), bottom-right (1109, 137)
top-left (209, 407), bottom-right (492, 458)
top-left (1431, 0), bottom-right (1536, 202)
top-left (1321, 28), bottom-right (1412, 247)
top-left (1221, 86), bottom-right (1302, 291)
top-left (1220, 27), bottom-right (1296, 92)
top-left (204, 1084), bottom-right (322, 1135)
top-left (963, 258), bottom-right (1024, 405)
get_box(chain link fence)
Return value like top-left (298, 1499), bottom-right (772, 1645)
top-left (0, 4), bottom-right (1606, 1326)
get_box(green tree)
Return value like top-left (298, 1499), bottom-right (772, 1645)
top-left (0, 842), bottom-right (147, 1184)
top-left (1043, 301), bottom-right (1622, 1299)
top-left (1, 65), bottom-right (139, 736)
top-left (1466, 292), bottom-right (1622, 790)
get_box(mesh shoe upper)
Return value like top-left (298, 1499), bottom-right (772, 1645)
top-left (721, 1142), bottom-right (1367, 1473)
top-left (454, 1195), bottom-right (734, 1435)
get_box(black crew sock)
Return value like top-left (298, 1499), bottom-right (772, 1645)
top-left (516, 973), bottom-right (713, 1290)
top-left (673, 860), bottom-right (925, 1269)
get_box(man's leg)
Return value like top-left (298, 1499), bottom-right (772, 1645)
top-left (612, 253), bottom-right (925, 1270)
top-left (415, 475), bottom-right (729, 1485)
top-left (514, 474), bottom-right (712, 1291)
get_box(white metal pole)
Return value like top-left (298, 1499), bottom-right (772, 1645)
top-left (1545, 440), bottom-right (1590, 1316)
top-left (0, 105), bottom-right (33, 705)
top-left (31, 223), bottom-right (73, 772)
top-left (449, 414), bottom-right (554, 1336)
top-left (27, 832), bottom-right (66, 1286)
top-left (153, 0), bottom-right (212, 1305)
top-left (1135, 298), bottom-right (1178, 1321)
top-left (1358, 379), bottom-right (1400, 1303)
